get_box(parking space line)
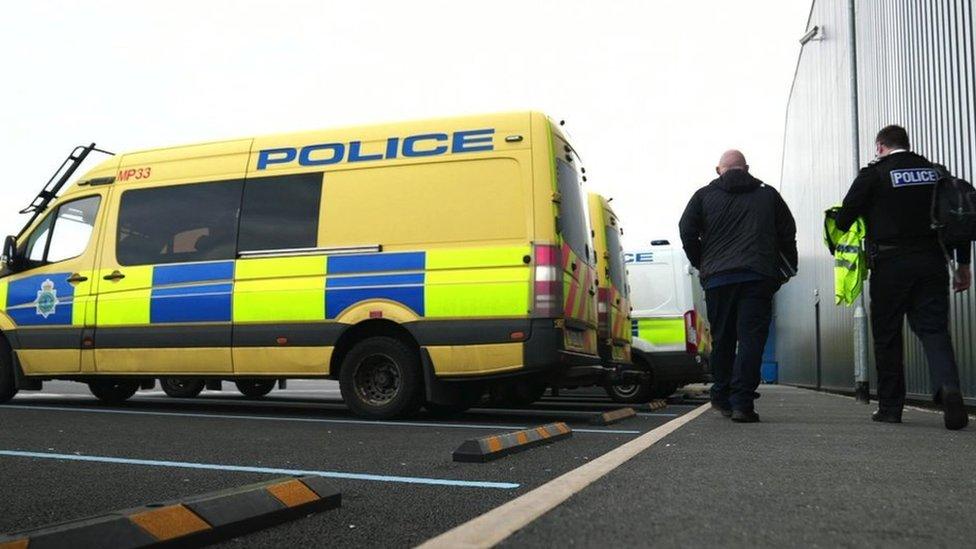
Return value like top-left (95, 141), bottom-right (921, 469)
top-left (419, 402), bottom-right (711, 548)
top-left (471, 407), bottom-right (679, 419)
top-left (0, 450), bottom-right (520, 490)
top-left (0, 404), bottom-right (641, 434)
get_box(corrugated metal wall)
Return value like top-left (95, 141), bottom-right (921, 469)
top-left (777, 0), bottom-right (976, 402)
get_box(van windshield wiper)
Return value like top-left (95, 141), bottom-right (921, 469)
top-left (17, 143), bottom-right (114, 238)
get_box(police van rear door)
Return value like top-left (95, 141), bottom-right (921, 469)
top-left (552, 139), bottom-right (598, 355)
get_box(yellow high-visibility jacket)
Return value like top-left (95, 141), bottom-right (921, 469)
top-left (824, 206), bottom-right (868, 306)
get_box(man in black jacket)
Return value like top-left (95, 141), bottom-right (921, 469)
top-left (836, 125), bottom-right (971, 430)
top-left (679, 150), bottom-right (798, 423)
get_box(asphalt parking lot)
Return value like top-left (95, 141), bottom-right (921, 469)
top-left (0, 379), bottom-right (704, 547)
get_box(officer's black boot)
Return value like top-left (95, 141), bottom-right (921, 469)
top-left (871, 409), bottom-right (902, 423)
top-left (940, 386), bottom-right (969, 431)
top-left (730, 409), bottom-right (760, 423)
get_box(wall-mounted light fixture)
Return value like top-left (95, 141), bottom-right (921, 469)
top-left (799, 25), bottom-right (821, 45)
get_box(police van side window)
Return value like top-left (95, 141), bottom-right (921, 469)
top-left (238, 173), bottom-right (322, 252)
top-left (604, 221), bottom-right (627, 292)
top-left (116, 181), bottom-right (243, 266)
top-left (555, 158), bottom-right (592, 264)
top-left (23, 195), bottom-right (101, 264)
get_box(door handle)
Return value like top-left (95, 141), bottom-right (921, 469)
top-left (66, 273), bottom-right (88, 284)
top-left (588, 288), bottom-right (596, 296)
top-left (571, 262), bottom-right (578, 271)
top-left (103, 270), bottom-right (126, 281)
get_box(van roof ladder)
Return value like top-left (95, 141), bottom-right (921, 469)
top-left (17, 143), bottom-right (114, 237)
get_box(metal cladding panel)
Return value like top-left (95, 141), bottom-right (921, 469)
top-left (778, 0), bottom-right (976, 401)
top-left (777, 0), bottom-right (858, 390)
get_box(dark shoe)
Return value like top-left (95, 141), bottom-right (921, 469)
top-left (871, 409), bottom-right (902, 424)
top-left (941, 387), bottom-right (969, 431)
top-left (730, 409), bottom-right (760, 423)
top-left (711, 402), bottom-right (732, 418)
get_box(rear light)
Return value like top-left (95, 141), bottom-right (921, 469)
top-left (684, 310), bottom-right (698, 355)
top-left (596, 288), bottom-right (609, 328)
top-left (532, 244), bottom-right (563, 317)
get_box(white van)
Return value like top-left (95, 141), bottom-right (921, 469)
top-left (605, 240), bottom-right (710, 402)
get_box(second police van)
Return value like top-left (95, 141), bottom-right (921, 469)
top-left (0, 112), bottom-right (606, 418)
top-left (606, 241), bottom-right (711, 402)
top-left (586, 193), bottom-right (631, 367)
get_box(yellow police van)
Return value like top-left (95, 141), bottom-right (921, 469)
top-left (0, 112), bottom-right (602, 418)
top-left (586, 193), bottom-right (631, 366)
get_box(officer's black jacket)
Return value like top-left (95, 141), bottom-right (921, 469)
top-left (836, 150), bottom-right (971, 264)
top-left (679, 169), bottom-right (798, 282)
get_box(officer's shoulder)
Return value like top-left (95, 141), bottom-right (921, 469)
top-left (856, 162), bottom-right (883, 178)
top-left (756, 182), bottom-right (782, 196)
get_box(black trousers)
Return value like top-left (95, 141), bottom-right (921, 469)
top-left (869, 250), bottom-right (960, 411)
top-left (705, 279), bottom-right (778, 411)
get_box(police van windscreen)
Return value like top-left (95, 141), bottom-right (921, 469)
top-left (604, 221), bottom-right (627, 293)
top-left (555, 158), bottom-right (592, 264)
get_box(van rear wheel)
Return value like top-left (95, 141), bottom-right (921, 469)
top-left (606, 357), bottom-right (655, 403)
top-left (339, 336), bottom-right (423, 419)
top-left (235, 379), bottom-right (276, 399)
top-left (89, 379), bottom-right (139, 404)
top-left (161, 378), bottom-right (206, 398)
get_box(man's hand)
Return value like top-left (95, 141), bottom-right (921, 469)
top-left (953, 264), bottom-right (972, 292)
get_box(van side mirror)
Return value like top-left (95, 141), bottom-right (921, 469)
top-left (2, 235), bottom-right (22, 272)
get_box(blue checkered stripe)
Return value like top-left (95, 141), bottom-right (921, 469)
top-left (151, 262), bottom-right (234, 323)
top-left (631, 318), bottom-right (639, 337)
top-left (326, 252), bottom-right (425, 319)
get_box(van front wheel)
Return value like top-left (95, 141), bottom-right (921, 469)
top-left (0, 339), bottom-right (18, 403)
top-left (339, 336), bottom-right (423, 419)
top-left (89, 379), bottom-right (139, 404)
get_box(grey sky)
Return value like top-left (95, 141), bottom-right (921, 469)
top-left (1, 0), bottom-right (809, 245)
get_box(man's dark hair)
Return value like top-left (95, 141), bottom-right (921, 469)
top-left (875, 125), bottom-right (910, 150)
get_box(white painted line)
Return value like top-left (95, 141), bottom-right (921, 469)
top-left (0, 450), bottom-right (519, 490)
top-left (13, 393), bottom-right (90, 399)
top-left (470, 407), bottom-right (678, 419)
top-left (816, 387), bottom-right (976, 420)
top-left (0, 404), bottom-right (640, 435)
top-left (418, 402), bottom-right (711, 548)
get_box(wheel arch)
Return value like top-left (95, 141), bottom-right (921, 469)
top-left (329, 319), bottom-right (420, 379)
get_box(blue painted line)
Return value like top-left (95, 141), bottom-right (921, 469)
top-left (0, 450), bottom-right (519, 489)
top-left (326, 285), bottom-right (424, 318)
top-left (326, 273), bottom-right (424, 288)
top-left (327, 251), bottom-right (425, 274)
top-left (152, 261), bottom-right (235, 286)
top-left (151, 283), bottom-right (233, 297)
top-left (1, 404), bottom-right (641, 434)
top-left (150, 283), bottom-right (233, 323)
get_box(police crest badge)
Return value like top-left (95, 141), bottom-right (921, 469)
top-left (35, 279), bottom-right (59, 318)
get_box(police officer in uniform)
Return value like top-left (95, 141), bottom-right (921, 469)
top-left (836, 125), bottom-right (972, 430)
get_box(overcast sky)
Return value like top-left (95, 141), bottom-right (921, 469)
top-left (1, 0), bottom-right (810, 246)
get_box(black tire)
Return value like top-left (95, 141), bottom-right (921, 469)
top-left (424, 401), bottom-right (472, 417)
top-left (89, 379), bottom-right (139, 404)
top-left (160, 378), bottom-right (205, 398)
top-left (489, 380), bottom-right (547, 407)
top-left (425, 387), bottom-right (484, 417)
top-left (235, 379), bottom-right (276, 399)
top-left (605, 356), bottom-right (655, 404)
top-left (0, 337), bottom-right (18, 403)
top-left (512, 381), bottom-right (547, 406)
top-left (652, 382), bottom-right (681, 400)
top-left (339, 336), bottom-right (423, 419)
